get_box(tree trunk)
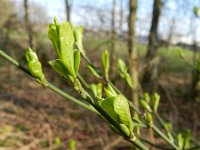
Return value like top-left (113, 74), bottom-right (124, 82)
top-left (65, 0), bottom-right (71, 21)
top-left (146, 0), bottom-right (161, 59)
top-left (142, 0), bottom-right (161, 93)
top-left (128, 0), bottom-right (139, 108)
top-left (119, 0), bottom-right (123, 33)
top-left (110, 0), bottom-right (116, 77)
top-left (190, 44), bottom-right (200, 102)
top-left (24, 0), bottom-right (33, 48)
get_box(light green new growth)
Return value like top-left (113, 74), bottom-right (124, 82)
top-left (25, 48), bottom-right (46, 85)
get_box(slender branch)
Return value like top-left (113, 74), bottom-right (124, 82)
top-left (152, 125), bottom-right (179, 149)
top-left (77, 73), bottom-right (90, 88)
top-left (0, 50), bottom-right (149, 150)
top-left (80, 50), bottom-right (180, 149)
top-left (1, 49), bottom-right (180, 150)
top-left (0, 50), bottom-right (96, 113)
top-left (139, 137), bottom-right (174, 150)
top-left (127, 138), bottom-right (149, 150)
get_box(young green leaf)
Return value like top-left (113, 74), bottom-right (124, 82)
top-left (177, 133), bottom-right (184, 149)
top-left (114, 95), bottom-right (133, 136)
top-left (152, 93), bottom-right (160, 112)
top-left (163, 122), bottom-right (174, 142)
top-left (25, 48), bottom-right (46, 85)
top-left (96, 83), bottom-right (102, 98)
top-left (132, 114), bottom-right (142, 124)
top-left (102, 50), bottom-right (109, 80)
top-left (74, 50), bottom-right (81, 75)
top-left (48, 23), bottom-right (59, 56)
top-left (90, 84), bottom-right (97, 97)
top-left (118, 59), bottom-right (128, 77)
top-left (119, 124), bottom-right (130, 137)
top-left (100, 94), bottom-right (133, 137)
top-left (49, 59), bottom-right (70, 78)
top-left (117, 59), bottom-right (134, 88)
top-left (104, 84), bottom-right (117, 98)
top-left (140, 99), bottom-right (152, 113)
top-left (48, 18), bottom-right (76, 78)
top-left (89, 83), bottom-right (102, 99)
top-left (144, 113), bottom-right (153, 127)
top-left (86, 64), bottom-right (101, 79)
top-left (58, 21), bottom-right (75, 76)
top-left (55, 137), bottom-right (62, 146)
top-left (144, 92), bottom-right (151, 103)
top-left (68, 139), bottom-right (76, 150)
top-left (184, 130), bottom-right (191, 149)
top-left (100, 97), bottom-right (119, 121)
top-left (164, 122), bottom-right (172, 132)
top-left (74, 26), bottom-right (86, 56)
top-left (125, 74), bottom-right (134, 88)
top-left (194, 6), bottom-right (200, 17)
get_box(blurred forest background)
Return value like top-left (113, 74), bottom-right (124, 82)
top-left (0, 0), bottom-right (200, 149)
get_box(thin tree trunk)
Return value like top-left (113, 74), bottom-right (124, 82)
top-left (128, 0), bottom-right (139, 108)
top-left (24, 0), bottom-right (33, 48)
top-left (142, 0), bottom-right (161, 93)
top-left (146, 0), bottom-right (161, 59)
top-left (119, 0), bottom-right (123, 33)
top-left (65, 0), bottom-right (71, 21)
top-left (110, 0), bottom-right (116, 76)
top-left (190, 44), bottom-right (200, 102)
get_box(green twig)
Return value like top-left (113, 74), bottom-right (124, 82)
top-left (0, 50), bottom-right (149, 150)
top-left (80, 50), bottom-right (180, 149)
top-left (0, 50), bottom-right (96, 113)
top-left (139, 137), bottom-right (173, 150)
top-left (152, 125), bottom-right (179, 149)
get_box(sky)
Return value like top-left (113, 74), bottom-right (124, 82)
top-left (13, 0), bottom-right (200, 44)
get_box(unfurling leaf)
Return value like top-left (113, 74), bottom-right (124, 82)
top-left (102, 50), bottom-right (109, 80)
top-left (152, 93), bottom-right (160, 112)
top-left (144, 92), bottom-right (151, 103)
top-left (114, 95), bottom-right (133, 136)
top-left (89, 83), bottom-right (102, 99)
top-left (164, 122), bottom-right (172, 132)
top-left (55, 137), bottom-right (61, 146)
top-left (48, 18), bottom-right (78, 78)
top-left (86, 64), bottom-right (101, 79)
top-left (25, 48), bottom-right (46, 85)
top-left (140, 99), bottom-right (152, 113)
top-left (132, 114), bottom-right (142, 124)
top-left (117, 59), bottom-right (128, 78)
top-left (100, 94), bottom-right (133, 137)
top-left (194, 6), bottom-right (200, 17)
top-left (117, 59), bottom-right (134, 88)
top-left (68, 139), bottom-right (76, 150)
top-left (144, 113), bottom-right (153, 127)
top-left (184, 130), bottom-right (191, 149)
top-left (74, 50), bottom-right (81, 75)
top-left (49, 59), bottom-right (70, 78)
top-left (177, 133), bottom-right (184, 149)
top-left (73, 26), bottom-right (86, 56)
top-left (104, 84), bottom-right (117, 98)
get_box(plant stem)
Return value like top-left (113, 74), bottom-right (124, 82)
top-left (0, 50), bottom-right (96, 113)
top-left (0, 50), bottom-right (149, 150)
top-left (128, 138), bottom-right (149, 150)
top-left (77, 73), bottom-right (89, 88)
top-left (47, 82), bottom-right (96, 112)
top-left (139, 137), bottom-right (174, 150)
top-left (152, 125), bottom-right (179, 149)
top-left (80, 51), bottom-right (180, 149)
